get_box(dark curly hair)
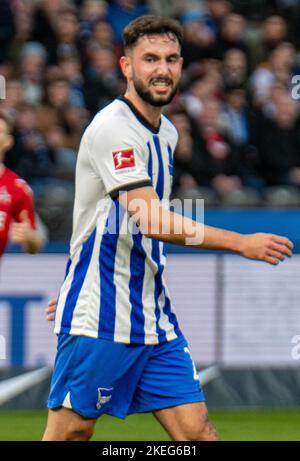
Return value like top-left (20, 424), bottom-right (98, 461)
top-left (123, 15), bottom-right (183, 52)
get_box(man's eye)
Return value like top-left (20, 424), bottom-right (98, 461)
top-left (145, 57), bottom-right (155, 62)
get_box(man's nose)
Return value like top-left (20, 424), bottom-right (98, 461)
top-left (156, 60), bottom-right (170, 75)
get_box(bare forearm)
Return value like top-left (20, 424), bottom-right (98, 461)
top-left (123, 187), bottom-right (293, 264)
top-left (144, 208), bottom-right (243, 253)
top-left (197, 223), bottom-right (243, 252)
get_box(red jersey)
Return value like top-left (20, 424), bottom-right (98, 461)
top-left (0, 166), bottom-right (36, 256)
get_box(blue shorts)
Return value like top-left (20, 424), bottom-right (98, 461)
top-left (47, 334), bottom-right (205, 419)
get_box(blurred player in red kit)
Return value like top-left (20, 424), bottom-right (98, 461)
top-left (0, 110), bottom-right (43, 256)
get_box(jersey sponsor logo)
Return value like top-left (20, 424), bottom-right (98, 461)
top-left (96, 387), bottom-right (114, 410)
top-left (113, 148), bottom-right (135, 171)
top-left (0, 187), bottom-right (11, 204)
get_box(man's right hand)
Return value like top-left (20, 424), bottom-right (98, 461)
top-left (46, 298), bottom-right (57, 321)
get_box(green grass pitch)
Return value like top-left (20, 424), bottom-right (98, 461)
top-left (0, 408), bottom-right (299, 441)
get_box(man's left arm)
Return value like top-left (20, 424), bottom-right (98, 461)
top-left (10, 209), bottom-right (44, 254)
top-left (10, 183), bottom-right (44, 254)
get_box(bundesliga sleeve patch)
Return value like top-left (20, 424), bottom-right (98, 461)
top-left (112, 149), bottom-right (135, 170)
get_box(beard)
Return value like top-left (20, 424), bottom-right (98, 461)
top-left (132, 75), bottom-right (179, 107)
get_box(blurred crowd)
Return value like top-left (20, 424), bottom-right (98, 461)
top-left (1, 0), bottom-right (300, 240)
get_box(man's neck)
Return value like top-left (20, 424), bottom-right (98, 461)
top-left (0, 163), bottom-right (5, 177)
top-left (124, 90), bottom-right (162, 129)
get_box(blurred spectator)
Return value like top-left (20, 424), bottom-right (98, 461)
top-left (169, 110), bottom-right (207, 193)
top-left (260, 79), bottom-right (287, 118)
top-left (87, 18), bottom-right (120, 60)
top-left (59, 55), bottom-right (85, 108)
top-left (5, 102), bottom-right (76, 241)
top-left (12, 0), bottom-right (35, 48)
top-left (90, 19), bottom-right (116, 49)
top-left (250, 41), bottom-right (296, 107)
top-left (230, 0), bottom-right (273, 20)
top-left (221, 48), bottom-right (248, 87)
top-left (37, 71), bottom-right (89, 149)
top-left (283, 0), bottom-right (300, 49)
top-left (107, 0), bottom-right (150, 46)
top-left (180, 12), bottom-right (215, 69)
top-left (0, 0), bottom-right (15, 64)
top-left (171, 0), bottom-right (191, 21)
top-left (80, 0), bottom-right (108, 43)
top-left (204, 0), bottom-right (232, 38)
top-left (19, 42), bottom-right (47, 105)
top-left (250, 14), bottom-right (288, 67)
top-left (257, 92), bottom-right (300, 187)
top-left (214, 13), bottom-right (249, 59)
top-left (32, 0), bottom-right (66, 47)
top-left (45, 124), bottom-right (77, 181)
top-left (222, 85), bottom-right (251, 146)
top-left (82, 0), bottom-right (108, 22)
top-left (5, 103), bottom-right (54, 187)
top-left (222, 84), bottom-right (264, 191)
top-left (40, 6), bottom-right (82, 65)
top-left (194, 97), bottom-right (244, 197)
top-left (262, 14), bottom-right (288, 51)
top-left (84, 46), bottom-right (125, 114)
top-left (182, 69), bottom-right (222, 119)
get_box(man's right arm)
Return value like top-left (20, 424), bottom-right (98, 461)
top-left (119, 186), bottom-right (293, 265)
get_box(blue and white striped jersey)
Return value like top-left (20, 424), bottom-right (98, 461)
top-left (54, 97), bottom-right (182, 344)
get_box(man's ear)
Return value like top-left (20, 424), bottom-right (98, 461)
top-left (120, 55), bottom-right (132, 80)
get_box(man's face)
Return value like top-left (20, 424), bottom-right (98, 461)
top-left (47, 81), bottom-right (70, 107)
top-left (264, 16), bottom-right (286, 42)
top-left (125, 33), bottom-right (183, 107)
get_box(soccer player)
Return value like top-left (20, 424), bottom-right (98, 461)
top-left (0, 111), bottom-right (43, 256)
top-left (43, 16), bottom-right (293, 441)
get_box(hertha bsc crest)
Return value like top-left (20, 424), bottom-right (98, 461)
top-left (96, 387), bottom-right (113, 410)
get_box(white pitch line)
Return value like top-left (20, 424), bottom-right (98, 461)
top-left (0, 365), bottom-right (219, 406)
top-left (198, 365), bottom-right (220, 386)
top-left (0, 367), bottom-right (52, 406)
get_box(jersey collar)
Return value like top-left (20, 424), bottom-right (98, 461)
top-left (117, 96), bottom-right (161, 134)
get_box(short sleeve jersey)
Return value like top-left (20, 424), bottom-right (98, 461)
top-left (54, 97), bottom-right (182, 345)
top-left (0, 167), bottom-right (36, 256)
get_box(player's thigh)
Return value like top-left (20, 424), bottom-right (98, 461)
top-left (153, 402), bottom-right (218, 441)
top-left (43, 407), bottom-right (97, 441)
